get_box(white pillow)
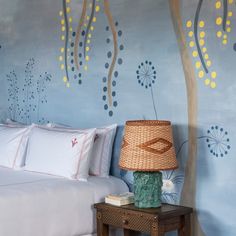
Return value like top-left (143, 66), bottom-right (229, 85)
top-left (89, 124), bottom-right (117, 177)
top-left (24, 126), bottom-right (96, 180)
top-left (0, 124), bottom-right (30, 169)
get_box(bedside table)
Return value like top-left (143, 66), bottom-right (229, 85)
top-left (94, 203), bottom-right (193, 236)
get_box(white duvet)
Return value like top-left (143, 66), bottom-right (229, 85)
top-left (0, 167), bottom-right (128, 236)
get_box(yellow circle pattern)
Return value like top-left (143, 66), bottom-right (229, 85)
top-left (188, 31), bottom-right (194, 37)
top-left (215, 1), bottom-right (221, 9)
top-left (186, 20), bottom-right (192, 28)
top-left (217, 31), bottom-right (222, 38)
top-left (216, 17), bottom-right (222, 25)
top-left (189, 41), bottom-right (195, 47)
top-left (199, 21), bottom-right (205, 28)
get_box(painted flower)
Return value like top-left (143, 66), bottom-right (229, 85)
top-left (161, 170), bottom-right (184, 204)
top-left (136, 60), bottom-right (157, 89)
top-left (206, 125), bottom-right (230, 157)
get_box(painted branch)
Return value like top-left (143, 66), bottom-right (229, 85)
top-left (168, 1), bottom-right (204, 236)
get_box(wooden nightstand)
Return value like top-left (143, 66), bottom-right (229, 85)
top-left (94, 203), bottom-right (193, 236)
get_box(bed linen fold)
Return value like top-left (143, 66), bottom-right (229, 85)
top-left (0, 167), bottom-right (128, 236)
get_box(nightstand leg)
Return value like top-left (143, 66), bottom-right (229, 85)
top-left (97, 215), bottom-right (109, 236)
top-left (151, 223), bottom-right (164, 236)
top-left (178, 214), bottom-right (191, 236)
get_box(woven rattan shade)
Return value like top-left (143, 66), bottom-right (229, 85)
top-left (119, 120), bottom-right (178, 171)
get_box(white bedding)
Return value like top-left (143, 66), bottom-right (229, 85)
top-left (0, 167), bottom-right (128, 236)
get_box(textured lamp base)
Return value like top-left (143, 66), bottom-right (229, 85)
top-left (133, 171), bottom-right (162, 208)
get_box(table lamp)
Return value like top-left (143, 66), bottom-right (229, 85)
top-left (119, 120), bottom-right (178, 208)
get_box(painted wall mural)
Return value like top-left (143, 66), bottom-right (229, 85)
top-left (0, 0), bottom-right (236, 235)
top-left (6, 58), bottom-right (52, 124)
top-left (58, 0), bottom-right (124, 117)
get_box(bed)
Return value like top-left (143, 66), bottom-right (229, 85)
top-left (0, 123), bottom-right (130, 236)
top-left (0, 166), bottom-right (128, 236)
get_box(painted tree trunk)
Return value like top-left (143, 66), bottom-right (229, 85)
top-left (168, 1), bottom-right (205, 236)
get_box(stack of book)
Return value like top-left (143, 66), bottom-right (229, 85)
top-left (105, 192), bottom-right (134, 206)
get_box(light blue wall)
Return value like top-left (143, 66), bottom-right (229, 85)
top-left (0, 0), bottom-right (235, 235)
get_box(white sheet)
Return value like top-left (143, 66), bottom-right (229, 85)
top-left (0, 167), bottom-right (128, 236)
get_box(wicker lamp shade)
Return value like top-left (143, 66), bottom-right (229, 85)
top-left (119, 120), bottom-right (178, 171)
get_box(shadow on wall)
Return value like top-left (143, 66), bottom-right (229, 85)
top-left (200, 210), bottom-right (224, 236)
top-left (0, 109), bottom-right (7, 123)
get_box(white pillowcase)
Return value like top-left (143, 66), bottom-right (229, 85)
top-left (0, 124), bottom-right (30, 169)
top-left (24, 126), bottom-right (96, 180)
top-left (89, 124), bottom-right (117, 177)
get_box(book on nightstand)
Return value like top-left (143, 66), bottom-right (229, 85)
top-left (105, 192), bottom-right (134, 206)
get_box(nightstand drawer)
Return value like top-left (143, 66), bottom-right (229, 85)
top-left (98, 207), bottom-right (155, 233)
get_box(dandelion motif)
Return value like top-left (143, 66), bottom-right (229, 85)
top-left (136, 60), bottom-right (156, 88)
top-left (206, 125), bottom-right (230, 157)
top-left (161, 170), bottom-right (184, 204)
top-left (136, 60), bottom-right (157, 119)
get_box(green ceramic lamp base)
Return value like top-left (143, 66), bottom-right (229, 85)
top-left (133, 171), bottom-right (162, 208)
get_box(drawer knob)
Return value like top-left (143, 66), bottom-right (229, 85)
top-left (122, 219), bottom-right (128, 225)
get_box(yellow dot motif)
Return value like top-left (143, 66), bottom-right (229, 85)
top-left (61, 26), bottom-right (65, 32)
top-left (86, 46), bottom-right (90, 52)
top-left (195, 61), bottom-right (201, 69)
top-left (61, 19), bottom-right (65, 25)
top-left (215, 1), bottom-right (221, 9)
top-left (199, 39), bottom-right (205, 46)
top-left (61, 35), bottom-right (65, 41)
top-left (63, 76), bottom-right (67, 83)
top-left (186, 20), bottom-right (192, 28)
top-left (228, 11), bottom-right (233, 17)
top-left (59, 56), bottom-right (63, 61)
top-left (206, 60), bottom-right (212, 67)
top-left (93, 17), bottom-right (97, 22)
top-left (188, 31), bottom-right (194, 37)
top-left (227, 27), bottom-right (231, 33)
top-left (192, 51), bottom-right (198, 57)
top-left (66, 7), bottom-right (71, 13)
top-left (86, 56), bottom-right (90, 61)
top-left (199, 31), bottom-right (205, 38)
top-left (217, 31), bottom-right (222, 38)
top-left (198, 70), bottom-right (204, 78)
top-left (226, 20), bottom-right (231, 26)
top-left (189, 41), bottom-right (195, 47)
top-left (229, 0), bottom-right (233, 4)
top-left (211, 82), bottom-right (216, 89)
top-left (216, 17), bottom-right (222, 25)
top-left (199, 21), bottom-right (205, 28)
top-left (66, 82), bottom-right (70, 88)
top-left (211, 71), bottom-right (217, 79)
top-left (204, 54), bottom-right (209, 60)
top-left (60, 48), bottom-right (64, 53)
top-left (95, 6), bottom-right (100, 12)
top-left (186, 16), bottom-right (218, 90)
top-left (84, 65), bottom-right (88, 71)
top-left (60, 64), bottom-right (65, 70)
top-left (222, 39), bottom-right (227, 45)
top-left (205, 79), bottom-right (210, 86)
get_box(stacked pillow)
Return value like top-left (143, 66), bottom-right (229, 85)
top-left (0, 121), bottom-right (117, 180)
top-left (0, 124), bottom-right (31, 169)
